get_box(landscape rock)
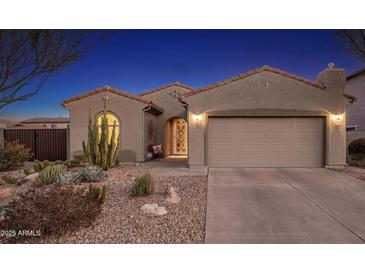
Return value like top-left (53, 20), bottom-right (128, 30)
top-left (0, 187), bottom-right (14, 203)
top-left (140, 203), bottom-right (167, 216)
top-left (25, 173), bottom-right (38, 183)
top-left (166, 186), bottom-right (180, 203)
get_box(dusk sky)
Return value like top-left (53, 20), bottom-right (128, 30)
top-left (1, 29), bottom-right (363, 120)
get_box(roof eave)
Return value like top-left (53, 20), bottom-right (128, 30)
top-left (183, 65), bottom-right (326, 98)
top-left (138, 82), bottom-right (194, 97)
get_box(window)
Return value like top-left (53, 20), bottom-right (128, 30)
top-left (347, 125), bottom-right (359, 132)
top-left (96, 112), bottom-right (120, 141)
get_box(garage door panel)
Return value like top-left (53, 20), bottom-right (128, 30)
top-left (208, 117), bottom-right (324, 168)
top-left (267, 144), bottom-right (294, 152)
top-left (266, 118), bottom-right (296, 130)
top-left (237, 144), bottom-right (265, 153)
top-left (237, 118), bottom-right (265, 129)
top-left (237, 132), bottom-right (266, 143)
top-left (266, 153), bottom-right (294, 166)
top-left (295, 131), bottom-right (322, 144)
top-left (268, 132), bottom-right (296, 144)
top-left (296, 118), bottom-right (323, 129)
top-left (236, 154), bottom-right (266, 166)
top-left (210, 132), bottom-right (235, 143)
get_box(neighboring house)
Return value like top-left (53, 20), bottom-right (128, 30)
top-left (62, 65), bottom-right (353, 168)
top-left (346, 68), bottom-right (365, 132)
top-left (20, 117), bottom-right (69, 129)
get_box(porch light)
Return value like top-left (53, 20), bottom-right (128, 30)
top-left (331, 114), bottom-right (344, 126)
top-left (192, 114), bottom-right (202, 122)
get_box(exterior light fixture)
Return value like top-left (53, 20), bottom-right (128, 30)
top-left (192, 114), bottom-right (202, 122)
top-left (331, 114), bottom-right (344, 126)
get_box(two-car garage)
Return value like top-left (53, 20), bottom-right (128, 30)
top-left (207, 117), bottom-right (325, 168)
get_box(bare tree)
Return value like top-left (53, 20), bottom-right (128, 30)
top-left (339, 29), bottom-right (365, 63)
top-left (0, 30), bottom-right (103, 109)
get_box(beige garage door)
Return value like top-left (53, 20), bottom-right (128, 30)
top-left (208, 117), bottom-right (324, 167)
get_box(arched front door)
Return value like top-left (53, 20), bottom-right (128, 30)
top-left (164, 117), bottom-right (187, 156)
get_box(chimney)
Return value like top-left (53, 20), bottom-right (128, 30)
top-left (317, 63), bottom-right (346, 96)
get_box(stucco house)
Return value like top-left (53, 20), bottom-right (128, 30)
top-left (20, 117), bottom-right (69, 129)
top-left (61, 65), bottom-right (354, 168)
top-left (346, 68), bottom-right (365, 132)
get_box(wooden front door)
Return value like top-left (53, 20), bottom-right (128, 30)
top-left (173, 118), bottom-right (187, 155)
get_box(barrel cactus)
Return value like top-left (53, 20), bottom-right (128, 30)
top-left (82, 96), bottom-right (120, 171)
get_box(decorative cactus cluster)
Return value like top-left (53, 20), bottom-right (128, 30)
top-left (82, 96), bottom-right (120, 171)
top-left (33, 159), bottom-right (50, 172)
top-left (87, 184), bottom-right (107, 206)
top-left (35, 164), bottom-right (64, 186)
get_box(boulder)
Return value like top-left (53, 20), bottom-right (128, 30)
top-left (25, 173), bottom-right (38, 183)
top-left (140, 203), bottom-right (167, 216)
top-left (0, 187), bottom-right (14, 201)
top-left (166, 186), bottom-right (180, 203)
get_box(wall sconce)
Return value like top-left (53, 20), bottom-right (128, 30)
top-left (192, 114), bottom-right (202, 122)
top-left (331, 114), bottom-right (344, 126)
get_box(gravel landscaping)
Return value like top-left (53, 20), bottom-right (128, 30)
top-left (330, 166), bottom-right (365, 182)
top-left (30, 166), bottom-right (208, 244)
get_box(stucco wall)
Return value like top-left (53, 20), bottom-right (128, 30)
top-left (142, 86), bottom-right (191, 148)
top-left (143, 111), bottom-right (157, 158)
top-left (346, 72), bottom-right (365, 130)
top-left (184, 69), bottom-right (348, 168)
top-left (66, 91), bottom-right (146, 162)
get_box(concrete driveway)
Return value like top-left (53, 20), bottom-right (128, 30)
top-left (205, 168), bottom-right (365, 243)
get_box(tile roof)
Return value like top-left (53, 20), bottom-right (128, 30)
top-left (7, 123), bottom-right (48, 129)
top-left (347, 67), bottom-right (365, 80)
top-left (184, 65), bottom-right (326, 97)
top-left (138, 82), bottom-right (194, 97)
top-left (61, 86), bottom-right (163, 112)
top-left (21, 117), bottom-right (69, 123)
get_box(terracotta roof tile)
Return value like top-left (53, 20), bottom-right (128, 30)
top-left (138, 82), bottom-right (193, 97)
top-left (184, 65), bottom-right (326, 97)
top-left (347, 67), bottom-right (365, 80)
top-left (21, 117), bottom-right (69, 123)
top-left (61, 86), bottom-right (162, 111)
top-left (344, 92), bottom-right (357, 101)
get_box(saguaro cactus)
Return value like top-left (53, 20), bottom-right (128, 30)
top-left (82, 96), bottom-right (120, 170)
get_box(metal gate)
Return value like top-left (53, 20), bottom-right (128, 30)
top-left (4, 129), bottom-right (67, 161)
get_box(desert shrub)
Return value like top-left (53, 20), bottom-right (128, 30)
top-left (65, 159), bottom-right (82, 168)
top-left (1, 175), bottom-right (26, 186)
top-left (87, 184), bottom-right (107, 206)
top-left (0, 141), bottom-right (31, 171)
top-left (74, 154), bottom-right (88, 164)
top-left (23, 168), bottom-right (31, 176)
top-left (35, 165), bottom-right (64, 186)
top-left (0, 185), bottom-right (102, 243)
top-left (348, 138), bottom-right (365, 157)
top-left (33, 159), bottom-right (50, 172)
top-left (131, 171), bottom-right (154, 196)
